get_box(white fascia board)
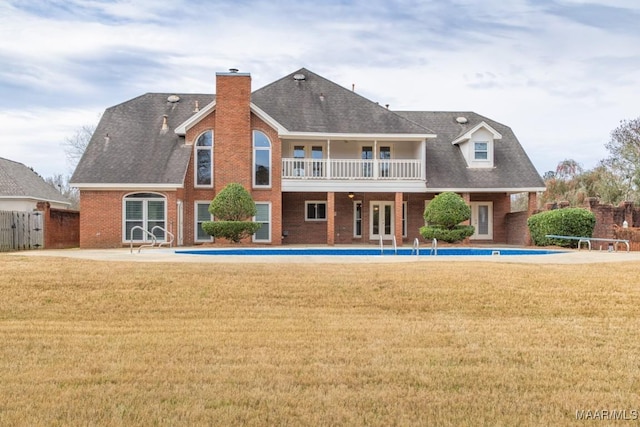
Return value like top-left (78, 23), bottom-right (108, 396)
top-left (71, 183), bottom-right (183, 191)
top-left (425, 187), bottom-right (546, 193)
top-left (250, 103), bottom-right (289, 134)
top-left (452, 121), bottom-right (502, 145)
top-left (174, 100), bottom-right (217, 135)
top-left (279, 132), bottom-right (436, 141)
top-left (0, 196), bottom-right (71, 206)
top-left (282, 180), bottom-right (428, 193)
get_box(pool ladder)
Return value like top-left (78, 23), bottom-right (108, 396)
top-left (379, 235), bottom-right (398, 255)
top-left (130, 225), bottom-right (175, 253)
top-left (411, 237), bottom-right (438, 256)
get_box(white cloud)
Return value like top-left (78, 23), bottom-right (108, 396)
top-left (0, 0), bottom-right (639, 178)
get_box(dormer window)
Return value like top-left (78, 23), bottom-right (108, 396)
top-left (451, 121), bottom-right (501, 168)
top-left (474, 142), bottom-right (488, 161)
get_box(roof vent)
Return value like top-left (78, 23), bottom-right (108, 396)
top-left (229, 68), bottom-right (239, 73)
top-left (167, 95), bottom-right (180, 103)
top-left (456, 116), bottom-right (468, 124)
top-left (293, 73), bottom-right (306, 81)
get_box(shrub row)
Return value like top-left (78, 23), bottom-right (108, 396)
top-left (527, 208), bottom-right (595, 247)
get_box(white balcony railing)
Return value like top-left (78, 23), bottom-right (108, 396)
top-left (282, 158), bottom-right (423, 180)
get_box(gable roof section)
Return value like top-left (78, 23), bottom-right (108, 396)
top-left (451, 121), bottom-right (502, 145)
top-left (251, 68), bottom-right (435, 137)
top-left (396, 111), bottom-right (545, 191)
top-left (71, 93), bottom-right (214, 186)
top-left (0, 157), bottom-right (71, 205)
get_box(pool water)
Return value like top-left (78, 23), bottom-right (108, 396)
top-left (175, 247), bottom-right (564, 256)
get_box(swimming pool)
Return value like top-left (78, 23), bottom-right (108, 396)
top-left (175, 247), bottom-right (565, 256)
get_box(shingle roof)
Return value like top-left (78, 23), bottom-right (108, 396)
top-left (71, 93), bottom-right (214, 185)
top-left (251, 68), bottom-right (433, 135)
top-left (396, 111), bottom-right (545, 190)
top-left (71, 69), bottom-right (544, 191)
top-left (0, 157), bottom-right (71, 204)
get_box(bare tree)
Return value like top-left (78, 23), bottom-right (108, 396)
top-left (604, 117), bottom-right (640, 201)
top-left (63, 124), bottom-right (95, 170)
top-left (45, 173), bottom-right (79, 210)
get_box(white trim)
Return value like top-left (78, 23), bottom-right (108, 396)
top-left (175, 100), bottom-right (216, 135)
top-left (283, 179), bottom-right (427, 193)
top-left (253, 130), bottom-right (272, 188)
top-left (452, 121), bottom-right (502, 145)
top-left (353, 200), bottom-right (362, 238)
top-left (369, 201), bottom-right (394, 240)
top-left (426, 187), bottom-right (546, 193)
top-left (0, 196), bottom-right (71, 207)
top-left (122, 192), bottom-right (167, 243)
top-left (402, 201), bottom-right (408, 238)
top-left (194, 201), bottom-right (213, 242)
top-left (470, 201), bottom-right (493, 240)
top-left (250, 103), bottom-right (289, 134)
top-left (253, 202), bottom-right (272, 243)
top-left (72, 183), bottom-right (183, 190)
top-left (280, 132), bottom-right (434, 141)
top-left (305, 200), bottom-right (327, 221)
top-left (194, 130), bottom-right (214, 188)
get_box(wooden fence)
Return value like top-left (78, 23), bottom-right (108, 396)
top-left (0, 211), bottom-right (44, 252)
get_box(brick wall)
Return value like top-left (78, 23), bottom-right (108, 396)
top-left (505, 211), bottom-right (529, 246)
top-left (36, 202), bottom-right (80, 249)
top-left (539, 198), bottom-right (640, 251)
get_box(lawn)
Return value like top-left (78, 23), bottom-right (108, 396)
top-left (1, 255), bottom-right (640, 426)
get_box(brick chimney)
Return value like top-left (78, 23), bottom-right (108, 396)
top-left (215, 68), bottom-right (252, 191)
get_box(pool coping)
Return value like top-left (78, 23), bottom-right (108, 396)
top-left (7, 246), bottom-right (640, 264)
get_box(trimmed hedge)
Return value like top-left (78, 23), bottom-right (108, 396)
top-left (202, 183), bottom-right (260, 243)
top-left (420, 192), bottom-right (475, 243)
top-left (419, 225), bottom-right (475, 243)
top-left (527, 208), bottom-right (596, 247)
top-left (201, 221), bottom-right (262, 243)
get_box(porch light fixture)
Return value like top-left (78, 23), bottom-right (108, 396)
top-left (348, 192), bottom-right (354, 199)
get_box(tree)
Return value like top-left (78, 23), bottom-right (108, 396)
top-left (63, 124), bottom-right (95, 170)
top-left (604, 117), bottom-right (640, 201)
top-left (201, 183), bottom-right (262, 243)
top-left (45, 174), bottom-right (79, 210)
top-left (42, 124), bottom-right (96, 211)
top-left (419, 192), bottom-right (474, 243)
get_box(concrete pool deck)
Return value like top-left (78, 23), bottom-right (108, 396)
top-left (8, 246), bottom-right (640, 264)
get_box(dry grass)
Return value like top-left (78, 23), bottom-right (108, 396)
top-left (1, 255), bottom-right (640, 426)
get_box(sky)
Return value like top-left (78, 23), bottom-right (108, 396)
top-left (1, 0), bottom-right (639, 179)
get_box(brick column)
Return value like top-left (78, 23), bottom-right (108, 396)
top-left (327, 192), bottom-right (335, 245)
top-left (395, 192), bottom-right (403, 246)
top-left (461, 192), bottom-right (471, 244)
top-left (524, 191), bottom-right (537, 245)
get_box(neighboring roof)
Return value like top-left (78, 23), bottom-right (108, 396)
top-left (396, 111), bottom-right (545, 190)
top-left (71, 93), bottom-right (214, 185)
top-left (0, 157), bottom-right (71, 205)
top-left (251, 68), bottom-right (434, 136)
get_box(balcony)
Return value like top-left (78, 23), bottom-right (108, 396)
top-left (282, 158), bottom-right (423, 180)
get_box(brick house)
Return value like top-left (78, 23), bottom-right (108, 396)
top-left (70, 68), bottom-right (545, 248)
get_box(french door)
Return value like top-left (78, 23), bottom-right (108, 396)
top-left (370, 201), bottom-right (394, 240)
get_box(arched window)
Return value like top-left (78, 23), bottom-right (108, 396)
top-left (195, 130), bottom-right (213, 187)
top-left (123, 193), bottom-right (167, 242)
top-left (253, 130), bottom-right (271, 187)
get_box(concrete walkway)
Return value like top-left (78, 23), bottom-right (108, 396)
top-left (8, 246), bottom-right (640, 264)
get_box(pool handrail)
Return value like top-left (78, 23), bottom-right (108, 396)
top-left (545, 234), bottom-right (629, 252)
top-left (130, 226), bottom-right (157, 254)
top-left (412, 237), bottom-right (420, 256)
top-left (430, 238), bottom-right (438, 256)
